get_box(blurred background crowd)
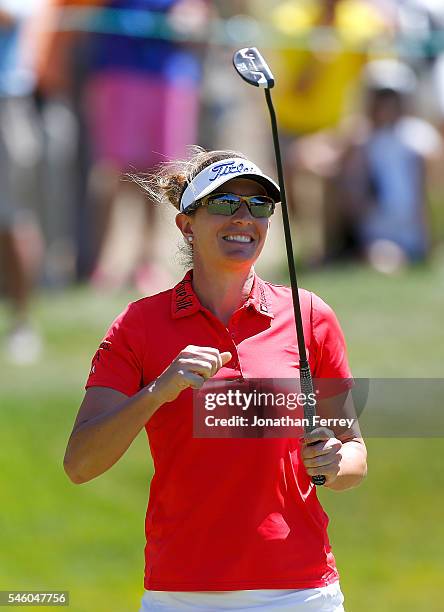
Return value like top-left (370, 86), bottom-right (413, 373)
top-left (2, 0), bottom-right (444, 363)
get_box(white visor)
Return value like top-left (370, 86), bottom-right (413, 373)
top-left (179, 157), bottom-right (281, 213)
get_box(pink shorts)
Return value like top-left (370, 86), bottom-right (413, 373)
top-left (84, 71), bottom-right (199, 170)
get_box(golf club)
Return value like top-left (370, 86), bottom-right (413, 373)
top-left (233, 47), bottom-right (326, 486)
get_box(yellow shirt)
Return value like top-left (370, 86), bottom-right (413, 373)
top-left (268, 0), bottom-right (388, 134)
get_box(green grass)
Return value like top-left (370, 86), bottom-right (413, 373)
top-left (1, 259), bottom-right (443, 611)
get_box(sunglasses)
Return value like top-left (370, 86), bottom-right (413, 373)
top-left (187, 193), bottom-right (276, 218)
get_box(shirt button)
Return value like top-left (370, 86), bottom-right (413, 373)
top-left (230, 332), bottom-right (235, 338)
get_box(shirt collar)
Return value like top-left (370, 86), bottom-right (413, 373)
top-left (245, 272), bottom-right (274, 319)
top-left (171, 270), bottom-right (274, 320)
top-left (171, 270), bottom-right (201, 319)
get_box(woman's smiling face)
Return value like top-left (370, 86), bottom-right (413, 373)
top-left (176, 177), bottom-right (272, 272)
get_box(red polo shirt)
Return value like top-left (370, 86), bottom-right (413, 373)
top-left (86, 270), bottom-right (352, 591)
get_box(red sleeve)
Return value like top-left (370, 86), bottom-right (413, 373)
top-left (311, 293), bottom-right (353, 382)
top-left (85, 302), bottom-right (145, 397)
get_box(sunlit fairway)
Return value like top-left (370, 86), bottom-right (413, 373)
top-left (1, 256), bottom-right (443, 611)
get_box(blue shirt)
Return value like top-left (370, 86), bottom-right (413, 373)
top-left (87, 0), bottom-right (202, 83)
top-left (361, 121), bottom-right (427, 258)
top-left (0, 0), bottom-right (40, 96)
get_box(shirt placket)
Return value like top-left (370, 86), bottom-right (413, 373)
top-left (227, 308), bottom-right (244, 378)
top-left (200, 308), bottom-right (245, 381)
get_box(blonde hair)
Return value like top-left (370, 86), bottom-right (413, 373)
top-left (130, 146), bottom-right (248, 211)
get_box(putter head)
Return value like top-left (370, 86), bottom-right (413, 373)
top-left (233, 47), bottom-right (275, 89)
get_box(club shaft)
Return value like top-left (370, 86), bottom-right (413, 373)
top-left (265, 89), bottom-right (325, 486)
top-left (264, 89), bottom-right (308, 365)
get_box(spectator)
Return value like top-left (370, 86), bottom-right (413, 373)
top-left (30, 1), bottom-right (106, 282)
top-left (270, 0), bottom-right (390, 136)
top-left (339, 59), bottom-right (443, 273)
top-left (260, 0), bottom-right (391, 262)
top-left (393, 0), bottom-right (444, 131)
top-left (84, 0), bottom-right (210, 292)
top-left (0, 0), bottom-right (44, 363)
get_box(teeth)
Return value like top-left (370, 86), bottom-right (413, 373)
top-left (223, 235), bottom-right (253, 243)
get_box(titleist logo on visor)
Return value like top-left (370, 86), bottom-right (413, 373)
top-left (179, 157), bottom-right (279, 212)
top-left (209, 161), bottom-right (255, 181)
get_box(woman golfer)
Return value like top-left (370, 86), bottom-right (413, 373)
top-left (64, 148), bottom-right (367, 611)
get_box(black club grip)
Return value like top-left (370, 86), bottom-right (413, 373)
top-left (299, 362), bottom-right (326, 487)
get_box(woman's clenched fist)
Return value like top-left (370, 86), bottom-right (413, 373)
top-left (150, 345), bottom-right (232, 405)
